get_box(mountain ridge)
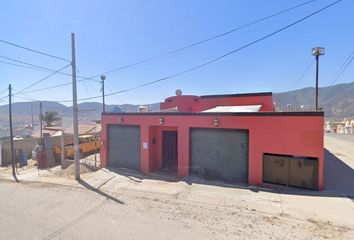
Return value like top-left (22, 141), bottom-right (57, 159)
top-left (0, 82), bottom-right (353, 122)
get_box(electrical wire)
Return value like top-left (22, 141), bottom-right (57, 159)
top-left (4, 0), bottom-right (318, 95)
top-left (0, 57), bottom-right (99, 94)
top-left (20, 76), bottom-right (101, 94)
top-left (0, 95), bottom-right (8, 102)
top-left (21, 82), bottom-right (74, 94)
top-left (290, 60), bottom-right (314, 90)
top-left (0, 55), bottom-right (100, 83)
top-left (14, 95), bottom-right (40, 102)
top-left (0, 55), bottom-right (60, 72)
top-left (14, 64), bottom-right (71, 95)
top-left (329, 51), bottom-right (354, 86)
top-left (0, 39), bottom-right (70, 62)
top-left (0, 88), bottom-right (8, 97)
top-left (88, 0), bottom-right (317, 79)
top-left (56, 0), bottom-right (341, 103)
top-left (0, 59), bottom-right (50, 72)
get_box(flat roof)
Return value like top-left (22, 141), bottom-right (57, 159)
top-left (102, 111), bottom-right (324, 117)
top-left (200, 92), bottom-right (272, 98)
top-left (202, 105), bottom-right (262, 113)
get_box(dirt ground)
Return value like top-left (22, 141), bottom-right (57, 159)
top-left (0, 135), bottom-right (353, 239)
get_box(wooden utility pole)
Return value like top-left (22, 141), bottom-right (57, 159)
top-left (71, 33), bottom-right (80, 180)
top-left (8, 84), bottom-right (17, 181)
top-left (39, 101), bottom-right (43, 144)
top-left (31, 103), bottom-right (34, 130)
top-left (60, 130), bottom-right (65, 168)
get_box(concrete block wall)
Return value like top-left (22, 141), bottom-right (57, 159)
top-left (0, 135), bottom-right (73, 166)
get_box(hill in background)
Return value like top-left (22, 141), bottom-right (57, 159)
top-left (274, 81), bottom-right (354, 119)
top-left (0, 81), bottom-right (353, 127)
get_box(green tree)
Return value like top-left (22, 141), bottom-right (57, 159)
top-left (41, 111), bottom-right (61, 127)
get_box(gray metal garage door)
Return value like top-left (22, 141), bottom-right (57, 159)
top-left (190, 128), bottom-right (249, 183)
top-left (108, 125), bottom-right (140, 170)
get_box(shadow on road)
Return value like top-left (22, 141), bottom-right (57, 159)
top-left (104, 148), bottom-right (354, 199)
top-left (78, 179), bottom-right (124, 205)
top-left (323, 149), bottom-right (354, 195)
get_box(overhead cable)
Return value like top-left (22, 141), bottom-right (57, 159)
top-left (56, 0), bottom-right (342, 103)
top-left (290, 60), bottom-right (314, 90)
top-left (6, 0), bottom-right (318, 94)
top-left (0, 39), bottom-right (70, 62)
top-left (88, 0), bottom-right (317, 79)
top-left (14, 64), bottom-right (71, 95)
top-left (329, 51), bottom-right (354, 86)
top-left (0, 55), bottom-right (100, 83)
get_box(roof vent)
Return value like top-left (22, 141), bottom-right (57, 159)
top-left (175, 89), bottom-right (182, 96)
top-left (138, 105), bottom-right (149, 112)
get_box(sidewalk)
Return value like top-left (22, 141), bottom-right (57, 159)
top-left (0, 138), bottom-right (353, 239)
top-left (2, 164), bottom-right (353, 236)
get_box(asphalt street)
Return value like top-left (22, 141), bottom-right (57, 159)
top-left (325, 132), bottom-right (354, 143)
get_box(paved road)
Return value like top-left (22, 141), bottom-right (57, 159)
top-left (0, 135), bottom-right (353, 240)
top-left (325, 132), bottom-right (354, 143)
top-left (1, 168), bottom-right (354, 240)
top-left (324, 133), bottom-right (354, 194)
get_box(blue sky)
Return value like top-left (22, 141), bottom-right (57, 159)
top-left (0, 0), bottom-right (353, 106)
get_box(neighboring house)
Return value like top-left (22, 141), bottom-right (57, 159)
top-left (100, 91), bottom-right (324, 190)
top-left (330, 118), bottom-right (354, 134)
top-left (31, 127), bottom-right (62, 138)
top-left (65, 124), bottom-right (101, 136)
top-left (344, 118), bottom-right (353, 134)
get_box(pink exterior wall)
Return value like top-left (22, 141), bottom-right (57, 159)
top-left (100, 113), bottom-right (324, 190)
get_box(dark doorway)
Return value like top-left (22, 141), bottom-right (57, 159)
top-left (162, 131), bottom-right (178, 171)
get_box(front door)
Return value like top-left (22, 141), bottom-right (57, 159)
top-left (162, 131), bottom-right (178, 170)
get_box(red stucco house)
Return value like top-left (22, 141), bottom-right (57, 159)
top-left (100, 92), bottom-right (324, 190)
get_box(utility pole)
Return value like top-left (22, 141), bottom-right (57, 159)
top-left (39, 101), bottom-right (43, 144)
top-left (31, 103), bottom-right (34, 130)
top-left (60, 130), bottom-right (65, 169)
top-left (8, 84), bottom-right (17, 181)
top-left (101, 75), bottom-right (106, 113)
top-left (71, 33), bottom-right (80, 180)
top-left (312, 47), bottom-right (325, 111)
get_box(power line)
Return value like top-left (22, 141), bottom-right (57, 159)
top-left (0, 59), bottom-right (49, 72)
top-left (21, 81), bottom-right (74, 94)
top-left (0, 58), bottom-right (100, 94)
top-left (4, 0), bottom-right (317, 95)
top-left (0, 88), bottom-right (8, 97)
top-left (14, 64), bottom-right (71, 95)
top-left (0, 55), bottom-right (100, 83)
top-left (0, 55), bottom-right (58, 72)
top-left (88, 0), bottom-right (317, 79)
top-left (56, 0), bottom-right (342, 103)
top-left (21, 76), bottom-right (100, 94)
top-left (290, 60), bottom-right (314, 90)
top-left (329, 51), bottom-right (354, 86)
top-left (0, 95), bottom-right (8, 102)
top-left (0, 39), bottom-right (70, 62)
top-left (14, 95), bottom-right (40, 102)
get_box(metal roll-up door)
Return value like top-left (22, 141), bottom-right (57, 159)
top-left (108, 125), bottom-right (140, 170)
top-left (190, 128), bottom-right (249, 183)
